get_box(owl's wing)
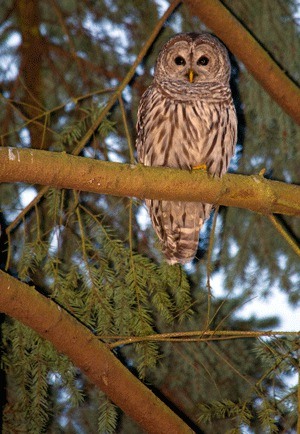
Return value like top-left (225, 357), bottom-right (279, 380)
top-left (135, 85), bottom-right (155, 164)
top-left (205, 101), bottom-right (237, 178)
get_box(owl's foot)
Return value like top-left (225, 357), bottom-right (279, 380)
top-left (192, 164), bottom-right (207, 171)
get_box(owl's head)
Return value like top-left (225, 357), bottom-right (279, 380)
top-left (154, 33), bottom-right (231, 85)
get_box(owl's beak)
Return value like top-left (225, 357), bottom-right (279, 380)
top-left (188, 69), bottom-right (195, 83)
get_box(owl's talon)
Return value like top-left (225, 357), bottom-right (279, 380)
top-left (192, 164), bottom-right (207, 171)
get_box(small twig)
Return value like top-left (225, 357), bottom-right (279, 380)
top-left (206, 206), bottom-right (219, 292)
top-left (0, 88), bottom-right (116, 142)
top-left (268, 214), bottom-right (300, 257)
top-left (118, 95), bottom-right (135, 164)
top-left (206, 340), bottom-right (254, 386)
top-left (5, 186), bottom-right (49, 238)
top-left (205, 206), bottom-right (219, 329)
top-left (105, 329), bottom-right (299, 349)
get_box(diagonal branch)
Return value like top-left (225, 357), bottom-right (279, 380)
top-left (184, 0), bottom-right (300, 124)
top-left (1, 148), bottom-right (300, 219)
top-left (267, 215), bottom-right (300, 257)
top-left (0, 270), bottom-right (194, 434)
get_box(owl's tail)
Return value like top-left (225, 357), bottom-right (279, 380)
top-left (147, 200), bottom-right (212, 265)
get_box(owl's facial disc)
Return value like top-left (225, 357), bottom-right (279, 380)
top-left (161, 43), bottom-right (215, 83)
top-left (155, 33), bottom-right (231, 85)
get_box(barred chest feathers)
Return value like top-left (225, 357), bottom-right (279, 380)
top-left (138, 84), bottom-right (237, 177)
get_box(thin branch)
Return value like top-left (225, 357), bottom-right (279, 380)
top-left (206, 206), bottom-right (219, 292)
top-left (206, 340), bottom-right (254, 386)
top-left (267, 214), bottom-right (300, 257)
top-left (0, 88), bottom-right (116, 142)
top-left (0, 270), bottom-right (193, 434)
top-left (106, 329), bottom-right (299, 350)
top-left (184, 0), bottom-right (300, 124)
top-left (50, 0), bottom-right (89, 85)
top-left (205, 206), bottom-right (220, 329)
top-left (118, 95), bottom-right (135, 164)
top-left (5, 186), bottom-right (49, 239)
top-left (1, 148), bottom-right (300, 222)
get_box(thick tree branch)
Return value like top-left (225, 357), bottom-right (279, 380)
top-left (0, 270), bottom-right (193, 434)
top-left (184, 0), bottom-right (300, 124)
top-left (1, 147), bottom-right (299, 217)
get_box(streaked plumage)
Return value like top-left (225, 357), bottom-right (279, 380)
top-left (136, 33), bottom-right (237, 264)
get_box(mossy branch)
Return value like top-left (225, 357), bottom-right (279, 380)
top-left (0, 270), bottom-right (193, 434)
top-left (184, 0), bottom-right (300, 124)
top-left (1, 147), bottom-right (299, 220)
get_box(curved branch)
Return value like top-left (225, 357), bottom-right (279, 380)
top-left (184, 0), bottom-right (300, 124)
top-left (0, 270), bottom-right (193, 434)
top-left (1, 148), bottom-right (299, 219)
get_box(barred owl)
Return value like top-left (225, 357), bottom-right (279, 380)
top-left (136, 33), bottom-right (237, 265)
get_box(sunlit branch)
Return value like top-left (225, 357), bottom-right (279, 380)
top-left (1, 147), bottom-right (300, 225)
top-left (0, 270), bottom-right (192, 434)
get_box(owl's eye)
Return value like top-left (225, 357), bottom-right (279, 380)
top-left (197, 56), bottom-right (209, 66)
top-left (174, 56), bottom-right (186, 66)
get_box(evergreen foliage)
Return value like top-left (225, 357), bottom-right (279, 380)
top-left (0, 0), bottom-right (299, 432)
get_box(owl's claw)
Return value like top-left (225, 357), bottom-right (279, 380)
top-left (192, 164), bottom-right (207, 171)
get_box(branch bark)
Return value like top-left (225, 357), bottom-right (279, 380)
top-left (0, 270), bottom-right (193, 434)
top-left (184, 0), bottom-right (300, 124)
top-left (1, 147), bottom-right (299, 217)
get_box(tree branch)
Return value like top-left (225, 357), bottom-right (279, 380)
top-left (1, 147), bottom-right (299, 218)
top-left (0, 270), bottom-right (193, 434)
top-left (184, 0), bottom-right (300, 124)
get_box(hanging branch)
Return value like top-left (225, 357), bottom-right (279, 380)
top-left (1, 147), bottom-right (300, 219)
top-left (184, 0), bottom-right (300, 124)
top-left (0, 270), bottom-right (194, 434)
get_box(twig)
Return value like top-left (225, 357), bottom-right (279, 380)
top-left (205, 206), bottom-right (219, 329)
top-left (119, 95), bottom-right (135, 164)
top-left (206, 206), bottom-right (219, 293)
top-left (268, 214), bottom-right (300, 257)
top-left (106, 329), bottom-right (299, 349)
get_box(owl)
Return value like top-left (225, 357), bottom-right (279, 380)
top-left (136, 33), bottom-right (237, 265)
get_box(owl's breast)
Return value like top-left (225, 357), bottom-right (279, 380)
top-left (137, 85), bottom-right (236, 176)
top-left (142, 104), bottom-right (207, 166)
